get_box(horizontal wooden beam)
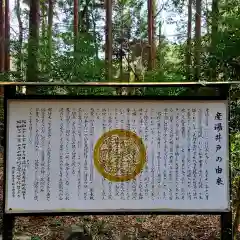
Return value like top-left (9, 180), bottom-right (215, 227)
top-left (0, 81), bottom-right (237, 87)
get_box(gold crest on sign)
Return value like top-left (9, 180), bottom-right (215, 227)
top-left (93, 129), bottom-right (147, 182)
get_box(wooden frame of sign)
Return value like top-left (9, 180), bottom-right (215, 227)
top-left (2, 83), bottom-right (232, 239)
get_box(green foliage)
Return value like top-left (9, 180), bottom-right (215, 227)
top-left (31, 237), bottom-right (41, 240)
top-left (231, 133), bottom-right (240, 170)
top-left (7, 0), bottom-right (240, 96)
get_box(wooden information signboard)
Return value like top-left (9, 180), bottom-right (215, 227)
top-left (2, 82), bottom-right (232, 239)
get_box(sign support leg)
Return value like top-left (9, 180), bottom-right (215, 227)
top-left (3, 86), bottom-right (16, 240)
top-left (2, 214), bottom-right (14, 240)
top-left (220, 212), bottom-right (232, 239)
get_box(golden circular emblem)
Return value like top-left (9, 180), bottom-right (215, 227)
top-left (94, 129), bottom-right (146, 182)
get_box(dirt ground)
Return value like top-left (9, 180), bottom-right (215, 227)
top-left (13, 215), bottom-right (220, 240)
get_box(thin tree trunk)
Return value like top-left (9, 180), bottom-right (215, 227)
top-left (186, 0), bottom-right (192, 80)
top-left (120, 6), bottom-right (123, 83)
top-left (40, 1), bottom-right (47, 73)
top-left (105, 0), bottom-right (112, 81)
top-left (91, 7), bottom-right (98, 59)
top-left (210, 0), bottom-right (218, 80)
top-left (194, 0), bottom-right (201, 81)
top-left (147, 0), bottom-right (156, 70)
top-left (41, 2), bottom-right (46, 38)
top-left (74, 0), bottom-right (78, 52)
top-left (4, 0), bottom-right (9, 72)
top-left (48, 0), bottom-right (53, 58)
top-left (85, 0), bottom-right (90, 33)
top-left (79, 0), bottom-right (91, 33)
top-left (26, 0), bottom-right (40, 94)
top-left (206, 0), bottom-right (210, 35)
top-left (152, 0), bottom-right (156, 69)
top-left (16, 0), bottom-right (23, 80)
top-left (147, 0), bottom-right (153, 70)
top-left (0, 0), bottom-right (4, 72)
top-left (47, 0), bottom-right (53, 70)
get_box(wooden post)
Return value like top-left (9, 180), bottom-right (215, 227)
top-left (221, 212), bottom-right (232, 239)
top-left (3, 86), bottom-right (16, 240)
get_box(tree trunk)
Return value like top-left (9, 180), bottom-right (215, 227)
top-left (40, 1), bottom-right (47, 73)
top-left (0, 0), bottom-right (4, 72)
top-left (120, 6), bottom-right (123, 84)
top-left (194, 0), bottom-right (201, 81)
top-left (4, 0), bottom-right (9, 72)
top-left (91, 7), bottom-right (98, 59)
top-left (152, 0), bottom-right (156, 69)
top-left (79, 0), bottom-right (91, 33)
top-left (210, 0), bottom-right (218, 80)
top-left (41, 2), bottom-right (46, 39)
top-left (206, 0), bottom-right (210, 35)
top-left (105, 0), bottom-right (112, 81)
top-left (26, 0), bottom-right (40, 94)
top-left (85, 0), bottom-right (90, 33)
top-left (74, 0), bottom-right (78, 52)
top-left (186, 0), bottom-right (192, 80)
top-left (16, 0), bottom-right (23, 80)
top-left (47, 0), bottom-right (53, 81)
top-left (47, 0), bottom-right (53, 61)
top-left (147, 0), bottom-right (153, 70)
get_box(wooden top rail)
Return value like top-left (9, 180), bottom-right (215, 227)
top-left (0, 81), bottom-right (238, 87)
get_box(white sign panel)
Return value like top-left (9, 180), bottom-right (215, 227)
top-left (6, 100), bottom-right (229, 213)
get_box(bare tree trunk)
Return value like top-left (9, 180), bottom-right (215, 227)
top-left (105, 0), bottom-right (112, 81)
top-left (91, 7), bottom-right (98, 59)
top-left (41, 2), bottom-right (46, 38)
top-left (47, 0), bottom-right (53, 61)
top-left (186, 0), bottom-right (192, 80)
top-left (74, 0), bottom-right (78, 52)
top-left (79, 0), bottom-right (91, 33)
top-left (85, 0), bottom-right (90, 33)
top-left (147, 0), bottom-right (156, 70)
top-left (26, 0), bottom-right (40, 94)
top-left (0, 0), bottom-right (4, 72)
top-left (16, 0), bottom-right (23, 80)
top-left (117, 5), bottom-right (126, 96)
top-left (210, 0), bottom-right (218, 80)
top-left (40, 1), bottom-right (47, 73)
top-left (4, 0), bottom-right (9, 72)
top-left (152, 0), bottom-right (156, 69)
top-left (147, 0), bottom-right (153, 70)
top-left (206, 0), bottom-right (210, 35)
top-left (194, 0), bottom-right (201, 81)
top-left (158, 21), bottom-right (162, 67)
top-left (120, 6), bottom-right (123, 83)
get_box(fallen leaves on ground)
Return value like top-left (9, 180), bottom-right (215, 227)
top-left (13, 215), bottom-right (220, 239)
